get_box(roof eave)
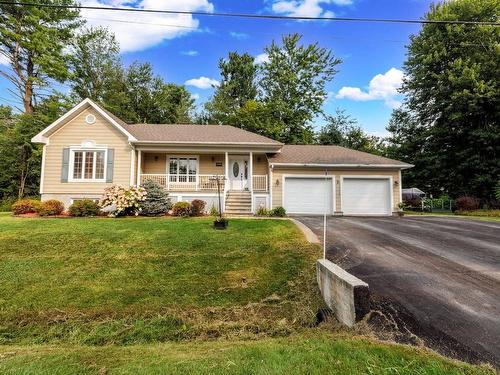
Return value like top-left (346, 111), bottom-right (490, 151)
top-left (269, 162), bottom-right (414, 169)
top-left (132, 140), bottom-right (283, 148)
top-left (31, 98), bottom-right (137, 144)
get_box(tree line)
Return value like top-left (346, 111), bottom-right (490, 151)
top-left (0, 0), bottom-right (498, 203)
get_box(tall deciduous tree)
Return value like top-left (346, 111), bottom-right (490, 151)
top-left (386, 0), bottom-right (500, 200)
top-left (0, 95), bottom-right (69, 199)
top-left (70, 26), bottom-right (121, 102)
top-left (125, 62), bottom-right (194, 124)
top-left (318, 109), bottom-right (384, 154)
top-left (0, 1), bottom-right (81, 114)
top-left (260, 33), bottom-right (341, 144)
top-left (205, 52), bottom-right (258, 124)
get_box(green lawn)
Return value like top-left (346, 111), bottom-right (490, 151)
top-left (0, 213), bottom-right (493, 374)
top-left (406, 211), bottom-right (500, 222)
top-left (0, 213), bottom-right (321, 344)
top-left (0, 332), bottom-right (493, 375)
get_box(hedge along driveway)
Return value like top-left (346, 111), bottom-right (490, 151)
top-left (0, 214), bottom-right (322, 344)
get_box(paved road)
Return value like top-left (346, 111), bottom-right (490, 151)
top-left (296, 216), bottom-right (500, 367)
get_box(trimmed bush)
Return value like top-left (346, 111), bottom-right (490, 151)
top-left (455, 196), bottom-right (480, 211)
top-left (68, 199), bottom-right (100, 217)
top-left (37, 200), bottom-right (65, 216)
top-left (172, 201), bottom-right (191, 217)
top-left (190, 199), bottom-right (206, 216)
top-left (140, 179), bottom-right (172, 216)
top-left (11, 199), bottom-right (41, 215)
top-left (270, 206), bottom-right (286, 217)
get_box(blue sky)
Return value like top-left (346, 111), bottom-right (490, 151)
top-left (0, 0), bottom-right (434, 135)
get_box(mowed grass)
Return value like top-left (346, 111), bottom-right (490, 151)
top-left (0, 213), bottom-right (494, 374)
top-left (0, 213), bottom-right (322, 344)
top-left (406, 211), bottom-right (500, 222)
top-left (0, 332), bottom-right (494, 375)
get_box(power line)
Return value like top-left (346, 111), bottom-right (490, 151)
top-left (78, 16), bottom-right (494, 47)
top-left (1, 1), bottom-right (499, 26)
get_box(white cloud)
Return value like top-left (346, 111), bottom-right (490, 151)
top-left (185, 76), bottom-right (219, 89)
top-left (271, 0), bottom-right (349, 18)
top-left (80, 0), bottom-right (214, 53)
top-left (181, 50), bottom-right (199, 56)
top-left (336, 68), bottom-right (404, 109)
top-left (255, 53), bottom-right (270, 64)
top-left (191, 93), bottom-right (200, 100)
top-left (230, 31), bottom-right (249, 40)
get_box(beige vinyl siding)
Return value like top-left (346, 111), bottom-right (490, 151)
top-left (43, 108), bottom-right (132, 195)
top-left (142, 153), bottom-right (167, 174)
top-left (252, 153), bottom-right (268, 175)
top-left (271, 167), bottom-right (401, 212)
top-left (142, 153), bottom-right (268, 176)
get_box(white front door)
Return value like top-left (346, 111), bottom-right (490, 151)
top-left (229, 159), bottom-right (248, 190)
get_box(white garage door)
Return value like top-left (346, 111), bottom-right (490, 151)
top-left (342, 178), bottom-right (391, 215)
top-left (284, 177), bottom-right (333, 214)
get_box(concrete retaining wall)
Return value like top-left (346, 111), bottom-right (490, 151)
top-left (316, 259), bottom-right (370, 327)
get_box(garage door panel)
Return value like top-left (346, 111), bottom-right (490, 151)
top-left (284, 177), bottom-right (333, 214)
top-left (342, 178), bottom-right (391, 215)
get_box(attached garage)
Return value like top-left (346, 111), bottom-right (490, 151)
top-left (283, 177), bottom-right (334, 215)
top-left (341, 177), bottom-right (392, 216)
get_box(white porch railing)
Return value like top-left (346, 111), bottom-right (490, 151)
top-left (252, 175), bottom-right (268, 192)
top-left (141, 174), bottom-right (268, 192)
top-left (140, 174), bottom-right (226, 191)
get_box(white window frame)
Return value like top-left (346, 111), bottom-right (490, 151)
top-left (69, 146), bottom-right (108, 182)
top-left (167, 155), bottom-right (199, 183)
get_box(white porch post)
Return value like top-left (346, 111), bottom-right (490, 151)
top-left (224, 152), bottom-right (229, 192)
top-left (269, 164), bottom-right (273, 210)
top-left (249, 151), bottom-right (254, 213)
top-left (129, 147), bottom-right (135, 186)
top-left (136, 150), bottom-right (142, 186)
top-left (224, 152), bottom-right (229, 213)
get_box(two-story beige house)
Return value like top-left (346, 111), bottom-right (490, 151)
top-left (32, 98), bottom-right (412, 215)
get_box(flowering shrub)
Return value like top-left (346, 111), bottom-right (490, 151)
top-left (99, 185), bottom-right (147, 217)
top-left (11, 199), bottom-right (41, 215)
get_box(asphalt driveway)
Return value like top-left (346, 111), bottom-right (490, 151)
top-left (295, 215), bottom-right (500, 367)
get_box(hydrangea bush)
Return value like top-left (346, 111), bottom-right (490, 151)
top-left (99, 185), bottom-right (147, 217)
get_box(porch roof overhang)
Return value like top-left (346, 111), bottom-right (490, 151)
top-left (132, 142), bottom-right (282, 153)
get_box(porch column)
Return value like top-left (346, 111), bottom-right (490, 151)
top-left (224, 152), bottom-right (229, 192)
top-left (129, 147), bottom-right (135, 186)
top-left (136, 150), bottom-right (142, 186)
top-left (249, 151), bottom-right (254, 213)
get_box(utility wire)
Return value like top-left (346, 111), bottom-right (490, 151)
top-left (0, 1), bottom-right (499, 26)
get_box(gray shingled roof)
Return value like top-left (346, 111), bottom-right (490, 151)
top-left (268, 145), bottom-right (411, 167)
top-left (122, 124), bottom-right (283, 145)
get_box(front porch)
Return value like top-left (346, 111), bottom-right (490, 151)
top-left (134, 150), bottom-right (270, 213)
top-left (140, 173), bottom-right (268, 192)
